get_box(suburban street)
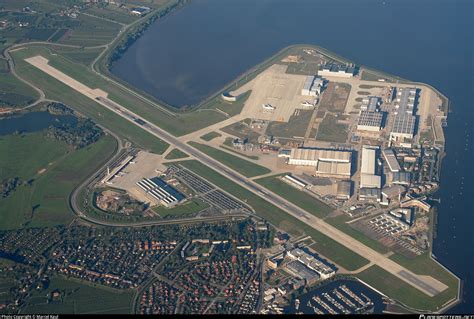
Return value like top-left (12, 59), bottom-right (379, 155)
top-left (25, 55), bottom-right (448, 298)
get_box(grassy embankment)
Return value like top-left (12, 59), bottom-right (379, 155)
top-left (174, 160), bottom-right (368, 271)
top-left (20, 276), bottom-right (133, 314)
top-left (0, 132), bottom-right (117, 230)
top-left (187, 141), bottom-right (270, 178)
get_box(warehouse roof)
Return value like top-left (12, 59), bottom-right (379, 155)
top-left (382, 148), bottom-right (401, 172)
top-left (290, 148), bottom-right (351, 163)
top-left (392, 114), bottom-right (416, 135)
top-left (316, 161), bottom-right (351, 176)
top-left (357, 111), bottom-right (383, 129)
top-left (361, 147), bottom-right (377, 175)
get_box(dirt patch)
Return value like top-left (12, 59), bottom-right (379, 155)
top-left (319, 82), bottom-right (351, 113)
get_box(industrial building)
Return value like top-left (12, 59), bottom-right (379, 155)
top-left (286, 148), bottom-right (352, 177)
top-left (390, 114), bottom-right (417, 143)
top-left (336, 180), bottom-right (352, 200)
top-left (392, 171), bottom-right (412, 185)
top-left (382, 148), bottom-right (401, 172)
top-left (282, 175), bottom-right (307, 189)
top-left (287, 248), bottom-right (335, 280)
top-left (361, 147), bottom-right (377, 175)
top-left (288, 148), bottom-right (351, 166)
top-left (359, 188), bottom-right (381, 201)
top-left (318, 63), bottom-right (356, 78)
top-left (136, 177), bottom-right (185, 208)
top-left (361, 96), bottom-right (381, 112)
top-left (360, 174), bottom-right (382, 188)
top-left (357, 110), bottom-right (384, 132)
top-left (301, 76), bottom-right (324, 96)
top-left (382, 184), bottom-right (406, 201)
top-left (395, 87), bottom-right (417, 115)
top-left (285, 260), bottom-right (320, 284)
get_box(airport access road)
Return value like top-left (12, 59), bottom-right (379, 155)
top-left (25, 55), bottom-right (448, 298)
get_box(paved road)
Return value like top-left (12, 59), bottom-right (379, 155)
top-left (25, 56), bottom-right (448, 298)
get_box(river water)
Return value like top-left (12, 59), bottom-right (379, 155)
top-left (111, 0), bottom-right (473, 312)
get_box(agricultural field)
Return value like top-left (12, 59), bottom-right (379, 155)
top-left (0, 131), bottom-right (117, 230)
top-left (20, 277), bottom-right (134, 314)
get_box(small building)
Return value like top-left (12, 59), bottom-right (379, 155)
top-left (357, 111), bottom-right (384, 132)
top-left (336, 180), bottom-right (352, 200)
top-left (131, 6), bottom-right (151, 16)
top-left (359, 187), bottom-right (381, 201)
top-left (318, 63), bottom-right (356, 78)
top-left (282, 174), bottom-right (307, 189)
top-left (382, 148), bottom-right (401, 172)
top-left (361, 96), bottom-right (381, 112)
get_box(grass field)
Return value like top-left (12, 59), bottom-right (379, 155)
top-left (21, 276), bottom-right (134, 314)
top-left (0, 70), bottom-right (38, 107)
top-left (0, 131), bottom-right (117, 230)
top-left (356, 265), bottom-right (458, 312)
top-left (175, 160), bottom-right (368, 271)
top-left (266, 109), bottom-right (313, 138)
top-left (164, 148), bottom-right (188, 160)
top-left (316, 113), bottom-right (349, 143)
top-left (200, 131), bottom-right (221, 141)
top-left (153, 198), bottom-right (208, 218)
top-left (255, 174), bottom-right (332, 218)
top-left (188, 141), bottom-right (271, 178)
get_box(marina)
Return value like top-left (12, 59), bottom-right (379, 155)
top-left (285, 279), bottom-right (382, 314)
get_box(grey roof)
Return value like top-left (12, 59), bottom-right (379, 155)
top-left (391, 114), bottom-right (416, 135)
top-left (358, 110), bottom-right (383, 128)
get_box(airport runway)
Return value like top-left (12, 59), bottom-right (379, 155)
top-left (25, 55), bottom-right (448, 297)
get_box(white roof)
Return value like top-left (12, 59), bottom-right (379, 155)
top-left (361, 147), bottom-right (376, 175)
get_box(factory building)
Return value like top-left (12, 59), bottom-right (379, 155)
top-left (390, 113), bottom-right (416, 143)
top-left (360, 174), bottom-right (382, 189)
top-left (361, 147), bottom-right (377, 175)
top-left (361, 96), bottom-right (381, 112)
top-left (392, 171), bottom-right (412, 186)
top-left (394, 87), bottom-right (417, 115)
top-left (359, 188), bottom-right (381, 201)
top-left (357, 110), bottom-right (384, 132)
top-left (316, 161), bottom-right (351, 177)
top-left (136, 177), bottom-right (185, 208)
top-left (287, 148), bottom-right (352, 177)
top-left (301, 76), bottom-right (324, 96)
top-left (382, 148), bottom-right (401, 172)
top-left (287, 248), bottom-right (335, 280)
top-left (360, 146), bottom-right (382, 189)
top-left (336, 180), bottom-right (352, 200)
top-left (318, 63), bottom-right (356, 78)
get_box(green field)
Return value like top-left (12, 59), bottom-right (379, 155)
top-left (255, 174), bottom-right (332, 218)
top-left (316, 113), bottom-right (349, 143)
top-left (266, 109), bottom-right (313, 138)
top-left (164, 148), bottom-right (188, 160)
top-left (188, 141), bottom-right (270, 178)
top-left (0, 131), bottom-right (117, 230)
top-left (153, 198), bottom-right (208, 218)
top-left (0, 70), bottom-right (38, 107)
top-left (356, 265), bottom-right (458, 312)
top-left (200, 131), bottom-right (221, 141)
top-left (21, 276), bottom-right (134, 314)
top-left (175, 160), bottom-right (368, 271)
